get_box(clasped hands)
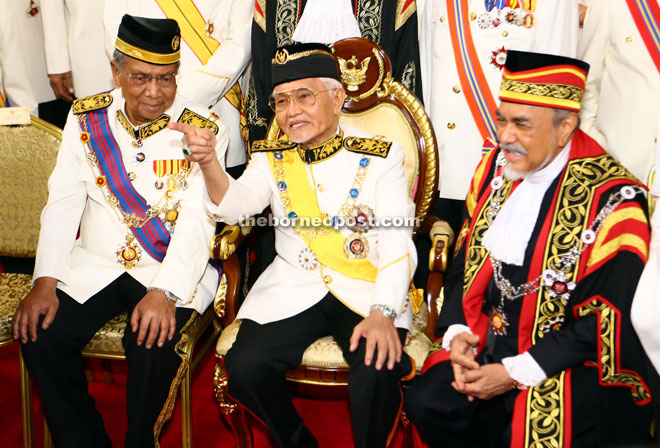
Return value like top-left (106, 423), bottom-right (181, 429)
top-left (449, 332), bottom-right (526, 402)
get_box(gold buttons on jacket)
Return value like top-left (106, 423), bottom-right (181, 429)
top-left (470, 12), bottom-right (477, 21)
top-left (439, 16), bottom-right (445, 23)
top-left (447, 122), bottom-right (456, 130)
top-left (323, 275), bottom-right (333, 284)
top-left (128, 172), bottom-right (136, 181)
top-left (317, 184), bottom-right (324, 192)
top-left (452, 85), bottom-right (461, 93)
top-left (502, 31), bottom-right (508, 37)
top-left (626, 36), bottom-right (633, 43)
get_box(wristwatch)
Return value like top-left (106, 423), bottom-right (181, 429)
top-left (146, 287), bottom-right (178, 303)
top-left (370, 304), bottom-right (397, 319)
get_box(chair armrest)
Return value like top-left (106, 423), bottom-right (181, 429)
top-left (419, 216), bottom-right (453, 341)
top-left (211, 224), bottom-right (252, 328)
top-left (210, 224), bottom-right (251, 261)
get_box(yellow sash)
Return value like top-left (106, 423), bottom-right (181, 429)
top-left (156, 0), bottom-right (219, 64)
top-left (268, 150), bottom-right (378, 282)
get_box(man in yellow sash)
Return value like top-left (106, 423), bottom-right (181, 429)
top-left (172, 42), bottom-right (417, 447)
top-left (14, 15), bottom-right (227, 447)
top-left (104, 0), bottom-right (252, 179)
top-left (404, 50), bottom-right (655, 447)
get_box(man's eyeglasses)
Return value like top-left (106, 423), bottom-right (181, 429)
top-left (126, 72), bottom-right (178, 88)
top-left (268, 88), bottom-right (332, 112)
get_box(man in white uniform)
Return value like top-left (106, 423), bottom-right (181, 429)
top-left (13, 16), bottom-right (227, 448)
top-left (173, 42), bottom-right (417, 448)
top-left (579, 0), bottom-right (660, 184)
top-left (104, 0), bottom-right (252, 177)
top-left (40, 0), bottom-right (114, 102)
top-left (0, 0), bottom-right (39, 112)
top-left (418, 0), bottom-right (578, 235)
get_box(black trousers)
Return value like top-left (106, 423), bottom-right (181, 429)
top-left (20, 273), bottom-right (194, 448)
top-left (225, 293), bottom-right (412, 448)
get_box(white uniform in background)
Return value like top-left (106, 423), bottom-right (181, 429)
top-left (579, 0), bottom-right (660, 182)
top-left (419, 0), bottom-right (578, 201)
top-left (104, 0), bottom-right (252, 169)
top-left (632, 109), bottom-right (660, 375)
top-left (0, 0), bottom-right (37, 112)
top-left (12, 1), bottom-right (55, 107)
top-left (40, 0), bottom-right (114, 98)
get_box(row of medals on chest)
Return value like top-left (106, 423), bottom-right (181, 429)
top-left (476, 6), bottom-right (536, 30)
top-left (486, 152), bottom-right (641, 336)
top-left (272, 150), bottom-right (374, 271)
top-left (80, 116), bottom-right (186, 269)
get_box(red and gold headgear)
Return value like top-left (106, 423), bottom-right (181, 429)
top-left (499, 50), bottom-right (590, 112)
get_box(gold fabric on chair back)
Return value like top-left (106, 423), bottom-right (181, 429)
top-left (0, 117), bottom-right (60, 257)
top-left (0, 116), bottom-right (60, 347)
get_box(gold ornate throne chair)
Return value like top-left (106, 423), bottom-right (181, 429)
top-left (0, 116), bottom-right (60, 348)
top-left (16, 122), bottom-right (223, 448)
top-left (210, 37), bottom-right (451, 447)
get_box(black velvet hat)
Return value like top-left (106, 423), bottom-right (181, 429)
top-left (114, 14), bottom-right (181, 65)
top-left (271, 42), bottom-right (341, 88)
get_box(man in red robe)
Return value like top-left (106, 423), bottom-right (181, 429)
top-left (404, 50), bottom-right (656, 447)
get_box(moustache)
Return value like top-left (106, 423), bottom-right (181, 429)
top-left (500, 143), bottom-right (528, 156)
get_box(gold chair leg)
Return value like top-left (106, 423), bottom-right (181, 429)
top-left (19, 350), bottom-right (34, 448)
top-left (214, 355), bottom-right (252, 448)
top-left (180, 367), bottom-right (192, 448)
top-left (43, 416), bottom-right (53, 448)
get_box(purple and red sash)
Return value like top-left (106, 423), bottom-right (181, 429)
top-left (83, 107), bottom-right (170, 262)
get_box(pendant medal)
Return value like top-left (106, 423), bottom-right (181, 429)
top-left (489, 306), bottom-right (509, 336)
top-left (344, 233), bottom-right (369, 259)
top-left (117, 233), bottom-right (142, 269)
top-left (347, 204), bottom-right (374, 233)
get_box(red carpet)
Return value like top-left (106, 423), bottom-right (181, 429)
top-left (0, 342), bottom-right (408, 447)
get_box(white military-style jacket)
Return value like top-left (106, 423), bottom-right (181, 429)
top-left (40, 0), bottom-right (114, 98)
top-left (205, 124), bottom-right (417, 330)
top-left (419, 0), bottom-right (578, 200)
top-left (33, 88), bottom-right (228, 313)
top-left (0, 0), bottom-right (37, 111)
top-left (0, 0), bottom-right (55, 113)
top-left (104, 0), bottom-right (252, 168)
top-left (579, 0), bottom-right (660, 183)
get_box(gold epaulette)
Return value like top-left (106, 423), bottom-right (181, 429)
top-left (343, 136), bottom-right (392, 158)
top-left (72, 93), bottom-right (113, 115)
top-left (251, 139), bottom-right (297, 152)
top-left (177, 108), bottom-right (219, 135)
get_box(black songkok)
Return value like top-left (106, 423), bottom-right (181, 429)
top-left (271, 42), bottom-right (340, 88)
top-left (114, 14), bottom-right (181, 65)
